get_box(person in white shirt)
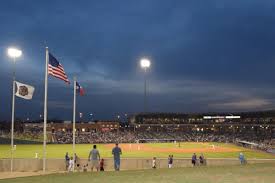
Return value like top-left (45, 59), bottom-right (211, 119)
top-left (152, 157), bottom-right (157, 169)
top-left (68, 157), bottom-right (74, 172)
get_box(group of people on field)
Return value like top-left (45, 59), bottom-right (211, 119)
top-left (191, 153), bottom-right (206, 166)
top-left (152, 152), bottom-right (245, 169)
top-left (151, 155), bottom-right (174, 169)
top-left (65, 145), bottom-right (246, 172)
top-left (190, 152), bottom-right (246, 167)
top-left (152, 153), bottom-right (206, 169)
top-left (65, 143), bottom-right (122, 172)
top-left (65, 152), bottom-right (80, 172)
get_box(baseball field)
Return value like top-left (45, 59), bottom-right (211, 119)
top-left (0, 142), bottom-right (274, 159)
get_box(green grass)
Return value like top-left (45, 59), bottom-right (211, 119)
top-left (0, 143), bottom-right (274, 159)
top-left (2, 163), bottom-right (275, 183)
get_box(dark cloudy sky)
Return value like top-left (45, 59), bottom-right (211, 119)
top-left (1, 0), bottom-right (275, 121)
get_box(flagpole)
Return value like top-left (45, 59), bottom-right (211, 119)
top-left (43, 47), bottom-right (49, 172)
top-left (73, 76), bottom-right (76, 172)
top-left (10, 57), bottom-right (16, 172)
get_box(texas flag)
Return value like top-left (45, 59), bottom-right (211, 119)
top-left (76, 82), bottom-right (84, 96)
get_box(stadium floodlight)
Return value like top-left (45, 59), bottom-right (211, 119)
top-left (140, 58), bottom-right (151, 69)
top-left (8, 48), bottom-right (22, 58)
top-left (7, 47), bottom-right (22, 172)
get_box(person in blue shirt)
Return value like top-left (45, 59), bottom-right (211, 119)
top-left (65, 152), bottom-right (70, 170)
top-left (191, 153), bottom-right (197, 167)
top-left (112, 143), bottom-right (122, 171)
top-left (239, 153), bottom-right (245, 165)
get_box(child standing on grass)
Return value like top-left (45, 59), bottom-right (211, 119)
top-left (168, 155), bottom-right (173, 168)
top-left (199, 153), bottom-right (205, 166)
top-left (68, 157), bottom-right (74, 172)
top-left (83, 164), bottom-right (88, 172)
top-left (74, 153), bottom-right (80, 171)
top-left (100, 159), bottom-right (105, 171)
top-left (152, 157), bottom-right (157, 169)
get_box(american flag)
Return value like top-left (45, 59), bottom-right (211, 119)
top-left (48, 53), bottom-right (70, 83)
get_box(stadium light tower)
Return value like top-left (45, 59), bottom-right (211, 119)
top-left (7, 47), bottom-right (22, 172)
top-left (140, 58), bottom-right (151, 113)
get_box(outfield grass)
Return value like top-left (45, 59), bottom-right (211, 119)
top-left (1, 163), bottom-right (275, 183)
top-left (0, 143), bottom-right (274, 159)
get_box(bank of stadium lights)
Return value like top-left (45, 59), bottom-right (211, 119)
top-left (8, 48), bottom-right (22, 58)
top-left (140, 58), bottom-right (151, 68)
top-left (79, 112), bottom-right (83, 118)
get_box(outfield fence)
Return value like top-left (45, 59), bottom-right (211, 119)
top-left (1, 158), bottom-right (275, 172)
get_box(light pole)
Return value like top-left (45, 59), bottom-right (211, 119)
top-left (7, 47), bottom-right (22, 172)
top-left (140, 58), bottom-right (151, 113)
